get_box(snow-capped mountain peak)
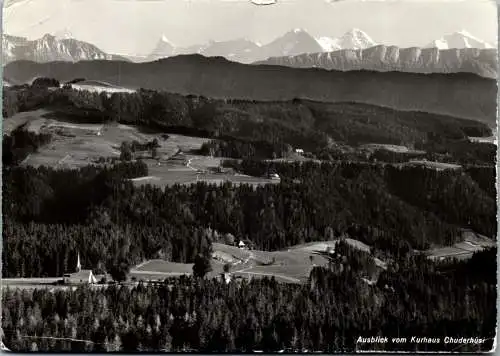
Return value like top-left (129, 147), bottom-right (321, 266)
top-left (426, 30), bottom-right (493, 49)
top-left (161, 34), bottom-right (174, 45)
top-left (316, 37), bottom-right (341, 52)
top-left (338, 28), bottom-right (377, 50)
top-left (315, 28), bottom-right (377, 52)
top-left (54, 29), bottom-right (74, 41)
top-left (427, 39), bottom-right (448, 50)
top-left (148, 35), bottom-right (175, 60)
top-left (457, 29), bottom-right (473, 37)
top-left (263, 28), bottom-right (324, 57)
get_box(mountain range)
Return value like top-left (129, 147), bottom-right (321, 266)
top-left (2, 29), bottom-right (496, 79)
top-left (4, 55), bottom-right (496, 126)
top-left (255, 46), bottom-right (498, 79)
top-left (144, 28), bottom-right (324, 63)
top-left (144, 28), bottom-right (496, 64)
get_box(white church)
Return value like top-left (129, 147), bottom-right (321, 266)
top-left (63, 253), bottom-right (97, 284)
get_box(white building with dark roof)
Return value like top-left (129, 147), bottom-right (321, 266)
top-left (63, 252), bottom-right (97, 284)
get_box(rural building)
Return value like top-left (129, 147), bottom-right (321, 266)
top-left (268, 173), bottom-right (280, 180)
top-left (220, 273), bottom-right (232, 284)
top-left (63, 252), bottom-right (97, 284)
top-left (295, 148), bottom-right (304, 155)
top-left (64, 270), bottom-right (97, 284)
top-left (241, 239), bottom-right (255, 250)
top-left (238, 241), bottom-right (246, 249)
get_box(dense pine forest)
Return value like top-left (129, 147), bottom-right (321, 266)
top-left (3, 159), bottom-right (496, 278)
top-left (2, 82), bottom-right (497, 352)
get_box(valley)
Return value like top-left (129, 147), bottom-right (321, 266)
top-left (1, 1), bottom-right (497, 351)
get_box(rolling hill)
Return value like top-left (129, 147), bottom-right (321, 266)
top-left (3, 55), bottom-right (496, 125)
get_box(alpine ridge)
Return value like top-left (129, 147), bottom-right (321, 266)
top-left (425, 30), bottom-right (494, 50)
top-left (254, 45), bottom-right (498, 79)
top-left (1, 33), bottom-right (129, 64)
top-left (146, 29), bottom-right (321, 64)
top-left (3, 29), bottom-right (495, 68)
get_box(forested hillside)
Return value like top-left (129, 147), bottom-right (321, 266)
top-left (3, 85), bottom-right (494, 164)
top-left (3, 159), bottom-right (495, 278)
top-left (2, 78), bottom-right (496, 353)
top-left (3, 55), bottom-right (497, 124)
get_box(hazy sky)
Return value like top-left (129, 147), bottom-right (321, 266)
top-left (3, 0), bottom-right (498, 56)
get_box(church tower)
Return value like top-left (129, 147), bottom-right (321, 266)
top-left (76, 252), bottom-right (82, 272)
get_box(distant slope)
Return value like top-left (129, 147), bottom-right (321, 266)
top-left (254, 46), bottom-right (498, 79)
top-left (3, 55), bottom-right (496, 125)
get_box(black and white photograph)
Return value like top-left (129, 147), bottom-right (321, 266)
top-left (1, 0), bottom-right (498, 353)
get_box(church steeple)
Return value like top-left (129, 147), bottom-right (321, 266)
top-left (76, 252), bottom-right (82, 272)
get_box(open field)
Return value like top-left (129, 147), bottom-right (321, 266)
top-left (360, 143), bottom-right (426, 155)
top-left (427, 230), bottom-right (495, 261)
top-left (8, 110), bottom-right (279, 187)
top-left (469, 136), bottom-right (496, 144)
top-left (3, 109), bottom-right (53, 135)
top-left (289, 238), bottom-right (371, 254)
top-left (71, 82), bottom-right (136, 94)
top-left (7, 110), bottom-right (210, 168)
top-left (133, 260), bottom-right (194, 274)
top-left (131, 155), bottom-right (280, 188)
top-left (235, 265), bottom-right (314, 283)
top-left (130, 232), bottom-right (492, 284)
top-left (405, 160), bottom-right (462, 171)
top-left (124, 238), bottom-right (387, 285)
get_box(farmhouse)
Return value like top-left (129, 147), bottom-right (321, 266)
top-left (220, 273), bottom-right (232, 284)
top-left (238, 241), bottom-right (247, 249)
top-left (295, 148), bottom-right (304, 155)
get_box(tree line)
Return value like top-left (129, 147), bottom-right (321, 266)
top-left (2, 161), bottom-right (215, 278)
top-left (3, 126), bottom-right (52, 167)
top-left (3, 159), bottom-right (495, 278)
top-left (2, 84), bottom-right (493, 163)
top-left (2, 243), bottom-right (496, 352)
